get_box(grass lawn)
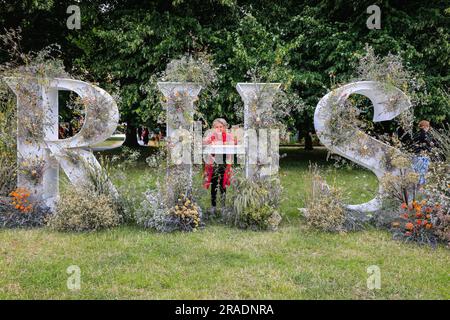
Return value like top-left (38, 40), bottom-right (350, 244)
top-left (0, 147), bottom-right (449, 299)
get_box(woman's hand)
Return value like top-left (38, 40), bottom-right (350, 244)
top-left (203, 133), bottom-right (217, 145)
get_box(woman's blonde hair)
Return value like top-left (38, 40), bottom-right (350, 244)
top-left (418, 120), bottom-right (430, 129)
top-left (212, 118), bottom-right (228, 128)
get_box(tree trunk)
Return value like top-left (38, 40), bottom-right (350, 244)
top-left (124, 124), bottom-right (139, 148)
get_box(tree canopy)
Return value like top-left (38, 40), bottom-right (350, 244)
top-left (1, 0), bottom-right (449, 144)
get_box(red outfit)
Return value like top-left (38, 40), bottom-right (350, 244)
top-left (203, 131), bottom-right (233, 189)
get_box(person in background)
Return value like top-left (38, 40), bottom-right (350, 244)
top-left (304, 130), bottom-right (314, 150)
top-left (412, 120), bottom-right (434, 186)
top-left (142, 128), bottom-right (150, 145)
top-left (154, 128), bottom-right (162, 147)
top-left (137, 126), bottom-right (143, 143)
top-left (203, 118), bottom-right (234, 215)
top-left (58, 125), bottom-right (65, 139)
top-left (67, 122), bottom-right (74, 137)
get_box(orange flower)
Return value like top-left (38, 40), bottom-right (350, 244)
top-left (415, 212), bottom-right (423, 218)
top-left (401, 203), bottom-right (408, 209)
top-left (425, 207), bottom-right (432, 213)
top-left (425, 223), bottom-right (433, 229)
top-left (416, 219), bottom-right (422, 225)
top-left (405, 222), bottom-right (414, 230)
top-left (9, 187), bottom-right (33, 213)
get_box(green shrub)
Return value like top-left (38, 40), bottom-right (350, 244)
top-left (48, 188), bottom-right (121, 232)
top-left (426, 126), bottom-right (450, 246)
top-left (137, 180), bottom-right (204, 233)
top-left (0, 93), bottom-right (17, 196)
top-left (136, 148), bottom-right (207, 233)
top-left (227, 174), bottom-right (282, 231)
top-left (302, 164), bottom-right (364, 233)
top-left (79, 150), bottom-right (145, 225)
top-left (0, 195), bottom-right (50, 228)
top-left (304, 186), bottom-right (347, 232)
top-left (434, 210), bottom-right (450, 248)
top-left (237, 203), bottom-right (281, 231)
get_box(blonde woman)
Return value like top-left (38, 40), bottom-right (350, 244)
top-left (203, 118), bottom-right (234, 213)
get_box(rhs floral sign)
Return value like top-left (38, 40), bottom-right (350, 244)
top-left (156, 81), bottom-right (282, 212)
top-left (157, 81), bottom-right (203, 206)
top-left (236, 82), bottom-right (281, 179)
top-left (3, 73), bottom-right (284, 215)
top-left (3, 75), bottom-right (415, 217)
top-left (4, 77), bottom-right (119, 210)
top-left (314, 80), bottom-right (412, 212)
top-left (2, 56), bottom-right (448, 246)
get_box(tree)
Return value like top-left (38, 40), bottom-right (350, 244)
top-left (2, 0), bottom-right (449, 147)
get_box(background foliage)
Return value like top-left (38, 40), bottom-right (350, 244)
top-left (0, 0), bottom-right (449, 145)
